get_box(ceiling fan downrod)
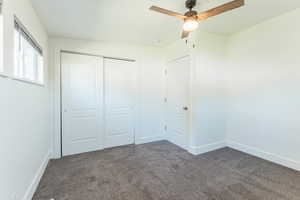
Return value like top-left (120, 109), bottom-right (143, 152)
top-left (185, 0), bottom-right (197, 11)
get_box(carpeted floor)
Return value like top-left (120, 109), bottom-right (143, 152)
top-left (33, 141), bottom-right (300, 200)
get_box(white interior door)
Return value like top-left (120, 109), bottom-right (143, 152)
top-left (104, 58), bottom-right (137, 148)
top-left (166, 56), bottom-right (190, 149)
top-left (61, 52), bottom-right (104, 156)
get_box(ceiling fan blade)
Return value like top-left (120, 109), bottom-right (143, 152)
top-left (197, 0), bottom-right (244, 21)
top-left (181, 31), bottom-right (190, 39)
top-left (150, 6), bottom-right (186, 19)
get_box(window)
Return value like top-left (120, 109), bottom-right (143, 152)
top-left (14, 16), bottom-right (44, 84)
top-left (0, 0), bottom-right (3, 73)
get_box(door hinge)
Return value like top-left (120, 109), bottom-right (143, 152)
top-left (164, 125), bottom-right (168, 131)
top-left (164, 69), bottom-right (167, 76)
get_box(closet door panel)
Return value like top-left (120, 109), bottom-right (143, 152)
top-left (104, 58), bottom-right (137, 148)
top-left (61, 52), bottom-right (104, 156)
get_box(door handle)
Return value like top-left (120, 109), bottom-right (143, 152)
top-left (183, 107), bottom-right (188, 111)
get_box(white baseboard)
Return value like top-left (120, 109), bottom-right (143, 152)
top-left (188, 141), bottom-right (227, 155)
top-left (227, 140), bottom-right (300, 171)
top-left (22, 151), bottom-right (52, 200)
top-left (135, 135), bottom-right (165, 145)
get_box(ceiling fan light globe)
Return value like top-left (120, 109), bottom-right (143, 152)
top-left (183, 20), bottom-right (199, 32)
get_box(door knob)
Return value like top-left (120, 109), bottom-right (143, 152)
top-left (183, 107), bottom-right (188, 111)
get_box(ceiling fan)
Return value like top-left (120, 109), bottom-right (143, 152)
top-left (150, 0), bottom-right (244, 39)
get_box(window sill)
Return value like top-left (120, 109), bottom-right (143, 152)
top-left (0, 72), bottom-right (9, 78)
top-left (12, 77), bottom-right (45, 87)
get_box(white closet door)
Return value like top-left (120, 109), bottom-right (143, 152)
top-left (61, 53), bottom-right (104, 156)
top-left (166, 56), bottom-right (191, 149)
top-left (104, 58), bottom-right (137, 148)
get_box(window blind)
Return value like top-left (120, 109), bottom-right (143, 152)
top-left (14, 16), bottom-right (43, 55)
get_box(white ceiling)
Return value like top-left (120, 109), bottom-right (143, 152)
top-left (30, 0), bottom-right (300, 45)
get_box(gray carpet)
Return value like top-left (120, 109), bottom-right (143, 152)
top-left (33, 141), bottom-right (300, 200)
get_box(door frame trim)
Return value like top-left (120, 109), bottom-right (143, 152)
top-left (61, 50), bottom-right (136, 62)
top-left (164, 54), bottom-right (195, 151)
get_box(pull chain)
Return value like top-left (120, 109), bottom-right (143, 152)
top-left (185, 39), bottom-right (196, 48)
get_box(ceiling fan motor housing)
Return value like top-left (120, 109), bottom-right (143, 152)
top-left (185, 0), bottom-right (197, 10)
top-left (184, 10), bottom-right (198, 18)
